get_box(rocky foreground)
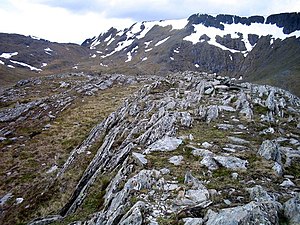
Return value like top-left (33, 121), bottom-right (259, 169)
top-left (0, 71), bottom-right (300, 225)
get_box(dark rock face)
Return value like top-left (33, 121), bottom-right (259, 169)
top-left (266, 12), bottom-right (300, 34)
top-left (215, 34), bottom-right (247, 51)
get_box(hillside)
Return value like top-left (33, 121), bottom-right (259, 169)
top-left (0, 71), bottom-right (300, 225)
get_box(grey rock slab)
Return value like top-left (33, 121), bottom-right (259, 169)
top-left (169, 155), bottom-right (184, 166)
top-left (218, 105), bottom-right (236, 112)
top-left (205, 200), bottom-right (281, 225)
top-left (132, 152), bottom-right (147, 166)
top-left (213, 155), bottom-right (248, 170)
top-left (280, 179), bottom-right (295, 187)
top-left (144, 136), bottom-right (182, 154)
top-left (206, 105), bottom-right (219, 123)
top-left (183, 218), bottom-right (203, 225)
top-left (0, 193), bottom-right (13, 206)
top-left (217, 124), bottom-right (234, 130)
top-left (119, 201), bottom-right (145, 225)
top-left (200, 156), bottom-right (219, 170)
top-left (228, 136), bottom-right (250, 145)
top-left (284, 194), bottom-right (300, 225)
top-left (258, 140), bottom-right (281, 162)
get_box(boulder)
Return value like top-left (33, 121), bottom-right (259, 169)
top-left (169, 155), bottom-right (184, 166)
top-left (284, 194), bottom-right (300, 225)
top-left (213, 155), bottom-right (248, 170)
top-left (258, 140), bottom-right (281, 162)
top-left (144, 136), bottom-right (182, 154)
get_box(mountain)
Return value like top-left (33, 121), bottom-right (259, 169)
top-left (1, 13), bottom-right (300, 95)
top-left (0, 33), bottom-right (90, 87)
top-left (81, 12), bottom-right (300, 96)
top-left (0, 71), bottom-right (300, 225)
top-left (1, 12), bottom-right (300, 225)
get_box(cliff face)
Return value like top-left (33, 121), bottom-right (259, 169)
top-left (1, 71), bottom-right (300, 225)
top-left (80, 12), bottom-right (300, 96)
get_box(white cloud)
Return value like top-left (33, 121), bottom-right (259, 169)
top-left (0, 0), bottom-right (299, 44)
top-left (0, 0), bottom-right (134, 43)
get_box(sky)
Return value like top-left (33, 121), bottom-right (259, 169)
top-left (0, 0), bottom-right (299, 44)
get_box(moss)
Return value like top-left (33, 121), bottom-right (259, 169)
top-left (157, 214), bottom-right (184, 225)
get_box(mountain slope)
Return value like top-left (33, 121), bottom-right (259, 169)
top-left (81, 12), bottom-right (300, 96)
top-left (0, 33), bottom-right (91, 86)
top-left (1, 71), bottom-right (300, 224)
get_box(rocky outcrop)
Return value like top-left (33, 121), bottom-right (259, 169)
top-left (2, 71), bottom-right (300, 225)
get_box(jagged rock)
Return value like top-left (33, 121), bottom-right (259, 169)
top-left (235, 91), bottom-right (253, 120)
top-left (0, 100), bottom-right (42, 122)
top-left (202, 142), bottom-right (213, 148)
top-left (205, 200), bottom-right (282, 225)
top-left (132, 152), bottom-right (147, 166)
top-left (0, 193), bottom-right (13, 206)
top-left (28, 215), bottom-right (63, 225)
top-left (218, 105), bottom-right (236, 112)
top-left (169, 155), bottom-right (184, 166)
top-left (247, 185), bottom-right (274, 201)
top-left (144, 136), bottom-right (182, 154)
top-left (217, 124), bottom-right (234, 130)
top-left (183, 217), bottom-right (203, 225)
top-left (200, 156), bottom-right (219, 170)
top-left (280, 179), bottom-right (295, 187)
top-left (272, 162), bottom-right (283, 176)
top-left (206, 105), bottom-right (219, 123)
top-left (284, 194), bottom-right (300, 225)
top-left (119, 201), bottom-right (145, 225)
top-left (213, 155), bottom-right (248, 170)
top-left (258, 140), bottom-right (281, 162)
top-left (180, 112), bottom-right (193, 127)
top-left (160, 168), bottom-right (170, 175)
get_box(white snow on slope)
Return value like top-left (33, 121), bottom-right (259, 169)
top-left (0, 60), bottom-right (4, 65)
top-left (41, 63), bottom-right (47, 67)
top-left (91, 54), bottom-right (97, 58)
top-left (144, 41), bottom-right (152, 48)
top-left (0, 52), bottom-right (18, 59)
top-left (10, 60), bottom-right (42, 71)
top-left (145, 48), bottom-right (153, 52)
top-left (44, 48), bottom-right (53, 52)
top-left (125, 52), bottom-right (132, 62)
top-left (184, 23), bottom-right (300, 54)
top-left (7, 65), bottom-right (15, 68)
top-left (142, 57), bottom-right (148, 61)
top-left (155, 36), bottom-right (170, 46)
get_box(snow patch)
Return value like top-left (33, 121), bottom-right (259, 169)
top-left (0, 60), bottom-right (4, 65)
top-left (30, 35), bottom-right (41, 40)
top-left (170, 57), bottom-right (174, 60)
top-left (144, 41), bottom-right (152, 48)
top-left (41, 63), bottom-right (47, 67)
top-left (10, 60), bottom-right (42, 71)
top-left (91, 54), bottom-right (97, 58)
top-left (145, 48), bottom-right (153, 52)
top-left (100, 63), bottom-right (108, 67)
top-left (155, 36), bottom-right (170, 46)
top-left (142, 57), bottom-right (148, 61)
top-left (174, 49), bottom-right (180, 53)
top-left (72, 65), bottom-right (78, 69)
top-left (44, 47), bottom-right (53, 52)
top-left (0, 52), bottom-right (18, 59)
top-left (195, 64), bottom-right (199, 68)
top-left (125, 52), bottom-right (132, 62)
top-left (184, 22), bottom-right (300, 54)
top-left (229, 55), bottom-right (233, 61)
top-left (7, 65), bottom-right (15, 68)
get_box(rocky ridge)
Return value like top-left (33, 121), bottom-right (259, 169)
top-left (3, 71), bottom-right (298, 224)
